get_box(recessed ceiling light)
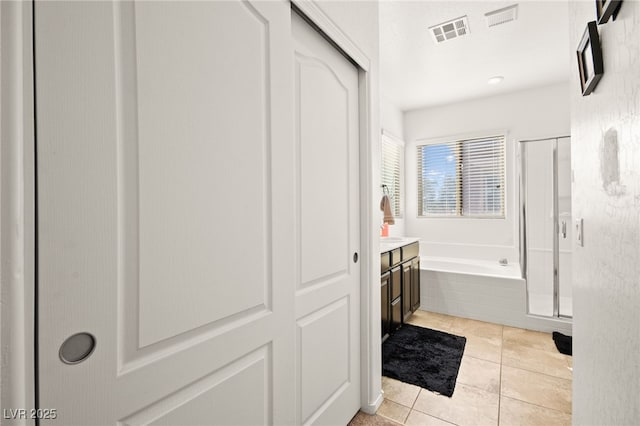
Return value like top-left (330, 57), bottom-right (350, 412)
top-left (488, 76), bottom-right (504, 85)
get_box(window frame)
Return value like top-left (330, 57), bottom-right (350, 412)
top-left (381, 130), bottom-right (405, 219)
top-left (416, 131), bottom-right (507, 219)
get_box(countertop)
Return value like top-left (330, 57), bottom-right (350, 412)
top-left (380, 236), bottom-right (420, 254)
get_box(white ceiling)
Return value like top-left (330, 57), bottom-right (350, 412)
top-left (380, 1), bottom-right (571, 111)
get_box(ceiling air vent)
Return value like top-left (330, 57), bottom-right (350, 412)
top-left (485, 4), bottom-right (518, 28)
top-left (429, 16), bottom-right (470, 44)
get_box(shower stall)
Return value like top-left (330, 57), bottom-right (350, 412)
top-left (520, 136), bottom-right (572, 318)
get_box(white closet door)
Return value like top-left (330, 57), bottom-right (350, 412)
top-left (35, 2), bottom-right (296, 424)
top-left (292, 11), bottom-right (361, 426)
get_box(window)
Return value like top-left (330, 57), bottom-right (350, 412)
top-left (381, 133), bottom-right (403, 217)
top-left (417, 135), bottom-right (505, 217)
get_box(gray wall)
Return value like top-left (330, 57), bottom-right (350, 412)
top-left (569, 2), bottom-right (640, 424)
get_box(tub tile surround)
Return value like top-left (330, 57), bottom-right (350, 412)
top-left (370, 311), bottom-right (572, 426)
top-left (420, 262), bottom-right (573, 335)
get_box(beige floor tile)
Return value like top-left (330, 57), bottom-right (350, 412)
top-left (499, 396), bottom-right (571, 426)
top-left (502, 344), bottom-right (572, 380)
top-left (349, 411), bottom-right (402, 426)
top-left (405, 410), bottom-right (455, 426)
top-left (456, 355), bottom-right (501, 394)
top-left (382, 376), bottom-right (421, 408)
top-left (463, 334), bottom-right (502, 363)
top-left (413, 383), bottom-right (499, 426)
top-left (406, 310), bottom-right (456, 333)
top-left (501, 366), bottom-right (572, 414)
top-left (377, 400), bottom-right (411, 424)
top-left (503, 327), bottom-right (556, 352)
top-left (451, 317), bottom-right (503, 340)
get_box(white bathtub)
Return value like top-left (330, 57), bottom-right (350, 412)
top-left (419, 256), bottom-right (572, 333)
top-left (421, 256), bottom-right (522, 279)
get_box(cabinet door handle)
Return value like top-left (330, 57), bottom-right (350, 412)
top-left (353, 252), bottom-right (358, 263)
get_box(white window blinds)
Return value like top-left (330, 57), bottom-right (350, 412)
top-left (417, 135), bottom-right (505, 217)
top-left (381, 134), bottom-right (403, 217)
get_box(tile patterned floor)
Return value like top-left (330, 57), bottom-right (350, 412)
top-left (357, 310), bottom-right (572, 426)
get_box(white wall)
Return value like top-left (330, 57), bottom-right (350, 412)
top-left (380, 96), bottom-right (403, 140)
top-left (568, 2), bottom-right (640, 424)
top-left (403, 82), bottom-right (570, 261)
top-left (380, 95), bottom-right (405, 237)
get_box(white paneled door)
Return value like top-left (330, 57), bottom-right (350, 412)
top-left (292, 11), bottom-right (361, 426)
top-left (35, 2), bottom-right (298, 425)
top-left (36, 2), bottom-right (362, 425)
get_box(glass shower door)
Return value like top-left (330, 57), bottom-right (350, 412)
top-left (522, 139), bottom-right (555, 317)
top-left (521, 137), bottom-right (572, 318)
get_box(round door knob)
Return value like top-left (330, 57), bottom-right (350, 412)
top-left (59, 332), bottom-right (96, 364)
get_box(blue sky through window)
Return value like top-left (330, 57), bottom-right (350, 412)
top-left (421, 144), bottom-right (458, 214)
top-left (418, 136), bottom-right (505, 217)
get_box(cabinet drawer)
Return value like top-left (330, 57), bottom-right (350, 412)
top-left (391, 298), bottom-right (402, 331)
top-left (381, 251), bottom-right (390, 273)
top-left (411, 258), bottom-right (421, 312)
top-left (391, 248), bottom-right (402, 268)
top-left (381, 272), bottom-right (390, 340)
top-left (402, 242), bottom-right (419, 261)
top-left (391, 266), bottom-right (401, 301)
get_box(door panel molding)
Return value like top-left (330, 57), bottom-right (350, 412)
top-left (119, 345), bottom-right (272, 426)
top-left (112, 0), bottom-right (274, 370)
top-left (297, 297), bottom-right (351, 423)
top-left (35, 2), bottom-right (296, 424)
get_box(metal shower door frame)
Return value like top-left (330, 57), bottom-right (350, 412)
top-left (519, 136), bottom-right (572, 319)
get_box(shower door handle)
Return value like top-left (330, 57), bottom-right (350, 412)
top-left (561, 221), bottom-right (567, 239)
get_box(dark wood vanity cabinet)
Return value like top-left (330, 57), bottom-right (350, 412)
top-left (390, 266), bottom-right (402, 331)
top-left (402, 262), bottom-right (412, 321)
top-left (381, 241), bottom-right (420, 341)
top-left (411, 257), bottom-right (421, 312)
top-left (380, 271), bottom-right (390, 341)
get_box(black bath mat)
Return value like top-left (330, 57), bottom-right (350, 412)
top-left (552, 332), bottom-right (572, 356)
top-left (382, 324), bottom-right (466, 397)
